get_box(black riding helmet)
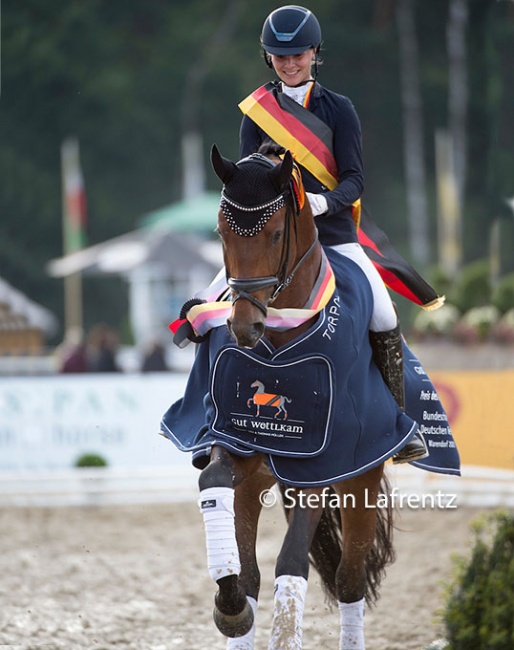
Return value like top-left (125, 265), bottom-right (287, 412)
top-left (261, 5), bottom-right (321, 55)
top-left (260, 6), bottom-right (322, 74)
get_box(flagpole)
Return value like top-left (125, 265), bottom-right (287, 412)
top-left (61, 138), bottom-right (85, 339)
top-left (435, 129), bottom-right (462, 277)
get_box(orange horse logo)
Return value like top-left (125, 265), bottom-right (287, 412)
top-left (247, 380), bottom-right (291, 419)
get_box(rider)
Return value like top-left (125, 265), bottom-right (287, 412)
top-left (239, 5), bottom-right (428, 465)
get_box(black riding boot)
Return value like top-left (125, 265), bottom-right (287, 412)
top-left (369, 325), bottom-right (429, 464)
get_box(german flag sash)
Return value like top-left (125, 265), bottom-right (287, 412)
top-left (239, 83), bottom-right (443, 310)
top-left (239, 83), bottom-right (339, 191)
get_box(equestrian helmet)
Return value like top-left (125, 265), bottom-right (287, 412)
top-left (260, 5), bottom-right (322, 56)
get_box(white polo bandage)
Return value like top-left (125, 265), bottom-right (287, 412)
top-left (269, 575), bottom-right (308, 650)
top-left (338, 597), bottom-right (365, 650)
top-left (198, 487), bottom-right (241, 581)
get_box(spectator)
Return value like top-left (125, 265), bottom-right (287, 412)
top-left (86, 323), bottom-right (120, 372)
top-left (141, 341), bottom-right (168, 372)
top-left (57, 327), bottom-right (88, 373)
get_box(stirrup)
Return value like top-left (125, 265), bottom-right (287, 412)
top-left (393, 432), bottom-right (429, 464)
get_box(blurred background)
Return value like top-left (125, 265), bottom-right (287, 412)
top-left (1, 0), bottom-right (514, 362)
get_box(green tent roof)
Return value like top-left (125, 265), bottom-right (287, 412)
top-left (139, 192), bottom-right (221, 233)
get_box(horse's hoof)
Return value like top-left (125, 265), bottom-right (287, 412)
top-left (213, 599), bottom-right (254, 638)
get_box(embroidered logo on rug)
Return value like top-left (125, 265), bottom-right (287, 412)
top-left (210, 346), bottom-right (334, 457)
top-left (247, 380), bottom-right (291, 419)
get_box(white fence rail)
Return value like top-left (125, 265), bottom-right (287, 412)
top-left (0, 466), bottom-right (198, 507)
top-left (1, 465), bottom-right (513, 509)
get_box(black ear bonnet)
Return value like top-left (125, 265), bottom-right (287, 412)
top-left (220, 154), bottom-right (288, 236)
top-left (212, 150), bottom-right (303, 237)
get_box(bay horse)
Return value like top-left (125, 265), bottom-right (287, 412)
top-left (189, 142), bottom-right (406, 650)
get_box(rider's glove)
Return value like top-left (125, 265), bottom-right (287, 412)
top-left (306, 192), bottom-right (328, 217)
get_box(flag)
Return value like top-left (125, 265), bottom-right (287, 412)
top-left (358, 206), bottom-right (444, 310)
top-left (61, 138), bottom-right (87, 253)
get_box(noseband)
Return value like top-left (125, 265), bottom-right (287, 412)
top-left (222, 154), bottom-right (316, 317)
top-left (227, 237), bottom-right (318, 317)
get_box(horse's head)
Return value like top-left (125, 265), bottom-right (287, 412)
top-left (211, 143), bottom-right (317, 349)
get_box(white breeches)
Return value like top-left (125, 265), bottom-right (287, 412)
top-left (329, 242), bottom-right (398, 332)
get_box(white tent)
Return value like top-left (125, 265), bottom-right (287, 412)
top-left (47, 194), bottom-right (223, 347)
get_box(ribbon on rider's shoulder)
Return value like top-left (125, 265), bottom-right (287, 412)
top-left (239, 84), bottom-right (444, 310)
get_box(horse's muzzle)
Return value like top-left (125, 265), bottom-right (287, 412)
top-left (226, 276), bottom-right (274, 348)
top-left (227, 316), bottom-right (265, 349)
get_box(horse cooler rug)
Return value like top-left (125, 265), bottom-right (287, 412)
top-left (160, 250), bottom-right (460, 487)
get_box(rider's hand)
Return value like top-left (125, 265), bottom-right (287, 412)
top-left (306, 192), bottom-right (328, 217)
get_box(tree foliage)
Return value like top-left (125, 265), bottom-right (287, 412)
top-left (1, 0), bottom-right (513, 337)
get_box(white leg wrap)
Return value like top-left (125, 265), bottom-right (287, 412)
top-left (198, 487), bottom-right (241, 582)
top-left (338, 598), bottom-right (365, 650)
top-left (225, 597), bottom-right (258, 650)
top-left (269, 575), bottom-right (308, 650)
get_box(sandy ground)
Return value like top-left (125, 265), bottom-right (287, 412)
top-left (0, 498), bottom-right (487, 650)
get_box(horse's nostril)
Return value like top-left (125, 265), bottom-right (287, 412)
top-left (228, 319), bottom-right (265, 349)
top-left (253, 321), bottom-right (265, 339)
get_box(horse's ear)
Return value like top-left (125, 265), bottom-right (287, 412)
top-left (269, 150), bottom-right (294, 193)
top-left (211, 144), bottom-right (237, 184)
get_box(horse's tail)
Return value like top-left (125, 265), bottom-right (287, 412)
top-left (299, 474), bottom-right (396, 608)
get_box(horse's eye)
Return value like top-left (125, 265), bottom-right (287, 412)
top-left (272, 230), bottom-right (283, 245)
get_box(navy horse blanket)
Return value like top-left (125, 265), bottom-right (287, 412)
top-left (160, 249), bottom-right (460, 487)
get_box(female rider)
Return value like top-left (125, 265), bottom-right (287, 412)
top-left (239, 5), bottom-right (427, 466)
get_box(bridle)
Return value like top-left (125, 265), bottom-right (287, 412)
top-left (227, 235), bottom-right (318, 317)
top-left (222, 154), bottom-right (318, 318)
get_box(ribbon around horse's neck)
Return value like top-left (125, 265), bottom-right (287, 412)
top-left (169, 249), bottom-right (336, 347)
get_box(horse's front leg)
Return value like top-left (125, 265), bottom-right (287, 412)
top-left (269, 486), bottom-right (325, 650)
top-left (198, 445), bottom-right (263, 639)
top-left (224, 464), bottom-right (275, 649)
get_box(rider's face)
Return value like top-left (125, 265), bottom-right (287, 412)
top-left (270, 49), bottom-right (315, 87)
